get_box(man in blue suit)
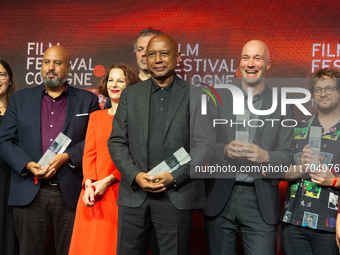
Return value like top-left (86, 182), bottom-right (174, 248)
top-left (0, 45), bottom-right (100, 255)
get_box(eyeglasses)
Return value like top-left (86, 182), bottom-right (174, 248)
top-left (0, 72), bottom-right (8, 80)
top-left (313, 87), bottom-right (338, 95)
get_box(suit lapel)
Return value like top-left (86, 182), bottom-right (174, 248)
top-left (254, 87), bottom-right (273, 144)
top-left (138, 81), bottom-right (151, 148)
top-left (163, 77), bottom-right (186, 141)
top-left (32, 85), bottom-right (43, 146)
top-left (223, 84), bottom-right (240, 142)
top-left (227, 87), bottom-right (237, 141)
top-left (63, 86), bottom-right (77, 133)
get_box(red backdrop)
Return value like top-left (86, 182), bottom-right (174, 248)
top-left (2, 0), bottom-right (340, 92)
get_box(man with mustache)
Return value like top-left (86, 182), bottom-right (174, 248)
top-left (204, 40), bottom-right (294, 254)
top-left (0, 45), bottom-right (100, 255)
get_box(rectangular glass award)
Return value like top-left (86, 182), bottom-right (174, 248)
top-left (309, 126), bottom-right (322, 169)
top-left (38, 133), bottom-right (72, 168)
top-left (147, 147), bottom-right (191, 175)
top-left (235, 109), bottom-right (249, 154)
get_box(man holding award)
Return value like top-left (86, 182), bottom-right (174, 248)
top-left (281, 68), bottom-right (340, 255)
top-left (108, 34), bottom-right (214, 255)
top-left (0, 45), bottom-right (99, 255)
top-left (204, 40), bottom-right (294, 254)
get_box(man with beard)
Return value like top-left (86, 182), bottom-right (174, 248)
top-left (281, 68), bottom-right (340, 255)
top-left (204, 40), bottom-right (294, 254)
top-left (0, 45), bottom-right (100, 255)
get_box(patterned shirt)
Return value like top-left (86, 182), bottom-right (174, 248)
top-left (281, 113), bottom-right (340, 232)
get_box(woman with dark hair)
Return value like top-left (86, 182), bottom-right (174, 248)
top-left (69, 63), bottom-right (140, 255)
top-left (0, 59), bottom-right (16, 114)
top-left (0, 58), bottom-right (19, 255)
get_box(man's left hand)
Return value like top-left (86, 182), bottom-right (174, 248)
top-left (310, 164), bottom-right (336, 186)
top-left (241, 143), bottom-right (270, 164)
top-left (149, 173), bottom-right (174, 189)
top-left (46, 153), bottom-right (70, 173)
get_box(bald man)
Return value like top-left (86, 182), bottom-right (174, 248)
top-left (204, 40), bottom-right (294, 254)
top-left (0, 45), bottom-right (100, 255)
top-left (108, 34), bottom-right (214, 255)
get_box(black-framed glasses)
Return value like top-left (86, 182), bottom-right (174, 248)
top-left (314, 87), bottom-right (338, 95)
top-left (0, 72), bottom-right (8, 80)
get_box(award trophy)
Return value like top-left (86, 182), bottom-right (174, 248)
top-left (235, 109), bottom-right (249, 154)
top-left (38, 133), bottom-right (72, 168)
top-left (309, 126), bottom-right (322, 169)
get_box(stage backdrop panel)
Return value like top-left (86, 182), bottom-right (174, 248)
top-left (2, 0), bottom-right (340, 112)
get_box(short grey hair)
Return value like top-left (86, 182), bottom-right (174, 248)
top-left (133, 27), bottom-right (163, 52)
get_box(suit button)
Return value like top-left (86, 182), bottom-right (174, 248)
top-left (38, 148), bottom-right (41, 152)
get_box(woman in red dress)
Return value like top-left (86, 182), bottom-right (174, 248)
top-left (69, 63), bottom-right (140, 255)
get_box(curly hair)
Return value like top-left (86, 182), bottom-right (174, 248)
top-left (98, 63), bottom-right (140, 97)
top-left (309, 68), bottom-right (340, 95)
top-left (0, 58), bottom-right (16, 107)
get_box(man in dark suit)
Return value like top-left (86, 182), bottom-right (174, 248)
top-left (204, 40), bottom-right (294, 255)
top-left (0, 45), bottom-right (100, 255)
top-left (108, 34), bottom-right (214, 255)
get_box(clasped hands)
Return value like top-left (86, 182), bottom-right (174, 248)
top-left (26, 153), bottom-right (70, 179)
top-left (224, 141), bottom-right (269, 164)
top-left (83, 175), bottom-right (117, 207)
top-left (301, 144), bottom-right (335, 186)
top-left (135, 172), bottom-right (174, 193)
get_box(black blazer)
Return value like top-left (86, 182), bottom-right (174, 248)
top-left (108, 76), bottom-right (215, 210)
top-left (0, 84), bottom-right (100, 208)
top-left (204, 84), bottom-right (294, 225)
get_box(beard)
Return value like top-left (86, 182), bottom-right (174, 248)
top-left (42, 72), bottom-right (67, 87)
top-left (315, 98), bottom-right (340, 114)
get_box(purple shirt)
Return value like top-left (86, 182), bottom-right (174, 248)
top-left (41, 84), bottom-right (68, 156)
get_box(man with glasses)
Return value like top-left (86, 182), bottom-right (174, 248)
top-left (281, 68), bottom-right (340, 255)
